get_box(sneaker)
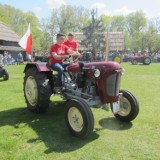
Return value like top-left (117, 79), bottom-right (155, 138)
top-left (53, 86), bottom-right (66, 94)
top-left (53, 87), bottom-right (62, 94)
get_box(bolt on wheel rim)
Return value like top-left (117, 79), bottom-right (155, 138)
top-left (25, 76), bottom-right (38, 106)
top-left (68, 107), bottom-right (83, 132)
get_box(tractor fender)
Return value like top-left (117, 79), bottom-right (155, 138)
top-left (24, 62), bottom-right (52, 73)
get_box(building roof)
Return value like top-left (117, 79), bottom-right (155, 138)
top-left (0, 21), bottom-right (21, 42)
top-left (0, 21), bottom-right (24, 51)
top-left (0, 45), bottom-right (24, 51)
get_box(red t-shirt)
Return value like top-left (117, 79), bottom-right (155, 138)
top-left (64, 40), bottom-right (78, 51)
top-left (50, 44), bottom-right (70, 64)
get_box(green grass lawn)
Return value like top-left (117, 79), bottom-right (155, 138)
top-left (0, 63), bottom-right (160, 160)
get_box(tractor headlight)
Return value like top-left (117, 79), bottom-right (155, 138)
top-left (94, 69), bottom-right (101, 78)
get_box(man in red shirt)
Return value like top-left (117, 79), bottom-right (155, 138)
top-left (64, 33), bottom-right (78, 52)
top-left (50, 33), bottom-right (80, 87)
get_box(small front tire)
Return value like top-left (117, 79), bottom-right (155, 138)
top-left (131, 59), bottom-right (138, 65)
top-left (65, 99), bottom-right (94, 138)
top-left (111, 90), bottom-right (139, 122)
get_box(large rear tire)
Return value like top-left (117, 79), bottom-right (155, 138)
top-left (143, 57), bottom-right (151, 65)
top-left (111, 90), bottom-right (139, 122)
top-left (3, 69), bottom-right (9, 80)
top-left (113, 56), bottom-right (121, 63)
top-left (65, 99), bottom-right (94, 138)
top-left (24, 67), bottom-right (52, 113)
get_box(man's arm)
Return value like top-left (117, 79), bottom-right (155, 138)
top-left (52, 52), bottom-right (68, 60)
top-left (68, 50), bottom-right (81, 57)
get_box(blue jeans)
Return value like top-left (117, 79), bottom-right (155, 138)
top-left (51, 62), bottom-right (69, 87)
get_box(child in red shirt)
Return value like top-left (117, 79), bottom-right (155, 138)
top-left (50, 33), bottom-right (80, 87)
top-left (64, 33), bottom-right (78, 52)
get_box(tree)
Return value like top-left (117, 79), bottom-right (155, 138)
top-left (110, 15), bottom-right (126, 32)
top-left (149, 17), bottom-right (160, 33)
top-left (145, 25), bottom-right (160, 52)
top-left (40, 18), bottom-right (55, 51)
top-left (126, 10), bottom-right (147, 36)
top-left (81, 9), bottom-right (106, 55)
top-left (50, 5), bottom-right (90, 33)
top-left (0, 4), bottom-right (43, 52)
top-left (100, 14), bottom-right (111, 28)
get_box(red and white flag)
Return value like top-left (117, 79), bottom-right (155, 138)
top-left (19, 23), bottom-right (32, 54)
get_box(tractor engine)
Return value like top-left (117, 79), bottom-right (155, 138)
top-left (65, 72), bottom-right (97, 97)
top-left (81, 78), bottom-right (97, 96)
top-left (66, 61), bottom-right (122, 105)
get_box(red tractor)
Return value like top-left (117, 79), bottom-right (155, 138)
top-left (0, 64), bottom-right (9, 81)
top-left (23, 60), bottom-right (139, 138)
top-left (131, 54), bottom-right (151, 65)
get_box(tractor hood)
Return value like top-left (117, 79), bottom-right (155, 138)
top-left (67, 61), bottom-right (122, 73)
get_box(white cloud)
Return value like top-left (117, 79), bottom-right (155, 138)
top-left (142, 9), bottom-right (151, 19)
top-left (102, 7), bottom-right (135, 16)
top-left (33, 7), bottom-right (42, 19)
top-left (46, 0), bottom-right (66, 9)
top-left (112, 7), bottom-right (135, 16)
top-left (35, 7), bottom-right (42, 12)
top-left (102, 6), bottom-right (154, 19)
top-left (91, 2), bottom-right (107, 10)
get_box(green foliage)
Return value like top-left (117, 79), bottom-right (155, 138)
top-left (50, 5), bottom-right (90, 34)
top-left (145, 25), bottom-right (160, 52)
top-left (100, 14), bottom-right (111, 27)
top-left (82, 9), bottom-right (106, 54)
top-left (1, 3), bottom-right (160, 53)
top-left (0, 4), bottom-right (43, 52)
top-left (110, 15), bottom-right (126, 32)
top-left (126, 10), bottom-right (147, 35)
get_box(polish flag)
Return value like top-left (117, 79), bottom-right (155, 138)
top-left (19, 23), bottom-right (32, 54)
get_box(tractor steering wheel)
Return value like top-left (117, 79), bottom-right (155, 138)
top-left (64, 54), bottom-right (80, 64)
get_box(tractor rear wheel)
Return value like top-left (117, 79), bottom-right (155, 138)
top-left (24, 67), bottom-right (52, 113)
top-left (3, 69), bottom-right (9, 80)
top-left (113, 56), bottom-right (121, 63)
top-left (111, 90), bottom-right (139, 122)
top-left (65, 99), bottom-right (94, 138)
top-left (143, 57), bottom-right (151, 65)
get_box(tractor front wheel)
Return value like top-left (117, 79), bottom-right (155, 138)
top-left (24, 67), bottom-right (52, 113)
top-left (131, 59), bottom-right (138, 65)
top-left (111, 90), bottom-right (139, 122)
top-left (65, 99), bottom-right (94, 138)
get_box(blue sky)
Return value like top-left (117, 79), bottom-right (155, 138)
top-left (0, 0), bottom-right (160, 19)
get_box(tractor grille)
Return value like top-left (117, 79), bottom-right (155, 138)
top-left (106, 72), bottom-right (121, 97)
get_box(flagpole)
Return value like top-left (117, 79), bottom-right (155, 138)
top-left (19, 23), bottom-right (32, 60)
top-left (29, 23), bottom-right (33, 61)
